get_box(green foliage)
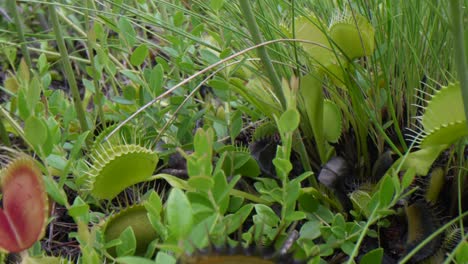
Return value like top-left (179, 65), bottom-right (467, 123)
top-left (0, 0), bottom-right (466, 263)
top-left (359, 248), bottom-right (383, 264)
top-left (396, 82), bottom-right (468, 175)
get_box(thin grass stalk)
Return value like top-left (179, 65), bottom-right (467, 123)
top-left (7, 0), bottom-right (32, 68)
top-left (346, 202), bottom-right (379, 264)
top-left (0, 40), bottom-right (91, 63)
top-left (449, 0), bottom-right (468, 126)
top-left (238, 0), bottom-right (286, 109)
top-left (48, 3), bottom-right (90, 137)
top-left (85, 0), bottom-right (105, 126)
top-left (103, 38), bottom-right (332, 141)
top-left (399, 210), bottom-right (468, 264)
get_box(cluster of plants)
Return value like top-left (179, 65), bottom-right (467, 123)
top-left (0, 0), bottom-right (467, 263)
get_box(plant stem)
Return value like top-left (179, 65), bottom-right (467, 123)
top-left (450, 0), bottom-right (468, 127)
top-left (399, 210), bottom-right (468, 264)
top-left (238, 0), bottom-right (286, 109)
top-left (7, 0), bottom-right (32, 68)
top-left (48, 4), bottom-right (90, 137)
top-left (346, 203), bottom-right (379, 264)
top-left (85, 0), bottom-right (105, 126)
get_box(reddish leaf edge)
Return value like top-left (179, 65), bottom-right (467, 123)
top-left (0, 156), bottom-right (49, 253)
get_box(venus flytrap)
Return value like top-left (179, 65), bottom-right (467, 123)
top-left (293, 9), bottom-right (374, 164)
top-left (395, 82), bottom-right (468, 175)
top-left (103, 204), bottom-right (157, 257)
top-left (0, 157), bottom-right (48, 254)
top-left (83, 144), bottom-right (158, 200)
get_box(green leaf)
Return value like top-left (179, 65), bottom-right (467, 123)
top-left (278, 108), bottom-right (300, 134)
top-left (456, 241), bottom-right (468, 263)
top-left (27, 75), bottom-right (42, 112)
top-left (147, 214), bottom-right (167, 241)
top-left (285, 211), bottom-right (306, 222)
top-left (378, 175), bottom-right (395, 208)
top-left (70, 132), bottom-right (90, 160)
top-left (212, 170), bottom-right (229, 214)
top-left (37, 54), bottom-right (49, 74)
top-left (187, 214), bottom-right (216, 250)
top-left (148, 64), bottom-right (164, 96)
top-left (298, 192), bottom-right (319, 213)
top-left (43, 176), bottom-right (68, 206)
top-left (272, 157), bottom-right (292, 179)
top-left (300, 220), bottom-right (321, 240)
top-left (173, 11), bottom-right (185, 27)
top-left (155, 252), bottom-right (176, 264)
top-left (18, 90), bottom-right (30, 120)
top-left (187, 176), bottom-right (214, 192)
top-left (359, 248), bottom-right (383, 264)
top-left (254, 204), bottom-right (279, 227)
top-left (25, 116), bottom-right (48, 148)
top-left (145, 191), bottom-right (163, 217)
top-left (121, 70), bottom-right (144, 85)
top-left (116, 227), bottom-right (137, 257)
top-left (323, 100), bottom-right (342, 143)
top-left (401, 167), bottom-right (416, 189)
top-left (18, 58), bottom-right (30, 83)
top-left (228, 196), bottom-right (244, 212)
top-left (68, 196), bottom-right (90, 222)
top-left (340, 241), bottom-right (355, 255)
top-left (285, 180), bottom-right (301, 209)
top-left (21, 256), bottom-right (72, 264)
top-left (116, 257), bottom-right (157, 264)
top-left (210, 0), bottom-right (225, 11)
top-left (230, 110), bottom-right (243, 140)
top-left (130, 44), bottom-right (149, 67)
top-left (194, 128), bottom-right (214, 158)
top-left (118, 17), bottom-right (136, 47)
top-left (223, 204), bottom-right (254, 234)
top-left (166, 188), bottom-right (193, 240)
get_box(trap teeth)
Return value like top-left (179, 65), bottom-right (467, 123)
top-left (85, 144), bottom-right (158, 200)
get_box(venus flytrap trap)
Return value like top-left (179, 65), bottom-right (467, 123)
top-left (292, 9), bottom-right (374, 165)
top-left (0, 157), bottom-right (48, 254)
top-left (0, 156), bottom-right (71, 263)
top-left (83, 143), bottom-right (158, 200)
top-left (396, 82), bottom-right (468, 175)
top-left (103, 204), bottom-right (157, 257)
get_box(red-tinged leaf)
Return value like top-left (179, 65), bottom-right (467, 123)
top-left (0, 157), bottom-right (48, 253)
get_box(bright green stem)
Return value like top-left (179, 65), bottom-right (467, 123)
top-left (7, 0), bottom-right (32, 68)
top-left (450, 0), bottom-right (468, 127)
top-left (346, 203), bottom-right (379, 264)
top-left (49, 4), bottom-right (90, 135)
top-left (238, 0), bottom-right (286, 109)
